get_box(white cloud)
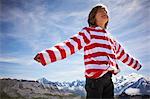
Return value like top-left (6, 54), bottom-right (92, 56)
top-left (0, 56), bottom-right (35, 66)
top-left (2, 2), bottom-right (90, 52)
top-left (121, 35), bottom-right (150, 52)
top-left (0, 57), bottom-right (18, 63)
top-left (109, 0), bottom-right (148, 32)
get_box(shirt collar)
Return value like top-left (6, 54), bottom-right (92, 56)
top-left (95, 26), bottom-right (105, 30)
top-left (95, 26), bottom-right (107, 33)
top-left (84, 26), bottom-right (107, 33)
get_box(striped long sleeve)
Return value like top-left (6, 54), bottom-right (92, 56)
top-left (114, 41), bottom-right (142, 70)
top-left (38, 28), bottom-right (91, 66)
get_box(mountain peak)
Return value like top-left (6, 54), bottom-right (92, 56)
top-left (37, 77), bottom-right (50, 84)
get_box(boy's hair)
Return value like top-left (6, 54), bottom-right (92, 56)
top-left (88, 4), bottom-right (109, 29)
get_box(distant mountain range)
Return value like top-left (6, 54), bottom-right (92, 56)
top-left (0, 73), bottom-right (150, 99)
top-left (113, 73), bottom-right (150, 96)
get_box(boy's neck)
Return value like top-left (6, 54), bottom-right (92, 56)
top-left (97, 23), bottom-right (105, 29)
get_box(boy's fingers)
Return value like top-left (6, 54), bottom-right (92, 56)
top-left (34, 54), bottom-right (41, 62)
top-left (35, 54), bottom-right (40, 59)
top-left (34, 54), bottom-right (39, 59)
top-left (36, 58), bottom-right (41, 62)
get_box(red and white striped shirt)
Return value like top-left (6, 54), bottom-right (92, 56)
top-left (38, 26), bottom-right (142, 79)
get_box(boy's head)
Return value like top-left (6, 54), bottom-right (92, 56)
top-left (88, 4), bottom-right (109, 29)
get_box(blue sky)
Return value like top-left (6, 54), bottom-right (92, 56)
top-left (0, 0), bottom-right (149, 82)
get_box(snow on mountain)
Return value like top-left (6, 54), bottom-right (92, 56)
top-left (1, 73), bottom-right (149, 99)
top-left (37, 77), bottom-right (50, 84)
top-left (37, 77), bottom-right (58, 89)
top-left (124, 77), bottom-right (150, 96)
top-left (37, 78), bottom-right (86, 96)
top-left (37, 73), bottom-right (150, 96)
top-left (113, 73), bottom-right (150, 96)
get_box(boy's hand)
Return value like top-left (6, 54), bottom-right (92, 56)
top-left (34, 54), bottom-right (41, 63)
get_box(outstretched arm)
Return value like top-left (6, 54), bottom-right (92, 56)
top-left (114, 40), bottom-right (142, 70)
top-left (34, 28), bottom-right (91, 66)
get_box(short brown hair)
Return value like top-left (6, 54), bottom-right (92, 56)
top-left (88, 5), bottom-right (108, 29)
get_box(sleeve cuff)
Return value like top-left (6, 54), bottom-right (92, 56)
top-left (135, 62), bottom-right (142, 71)
top-left (39, 53), bottom-right (47, 66)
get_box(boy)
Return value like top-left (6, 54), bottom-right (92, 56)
top-left (34, 4), bottom-right (142, 99)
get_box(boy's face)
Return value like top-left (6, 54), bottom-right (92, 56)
top-left (95, 8), bottom-right (109, 27)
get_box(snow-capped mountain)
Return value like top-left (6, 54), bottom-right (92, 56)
top-left (0, 73), bottom-right (150, 99)
top-left (113, 73), bottom-right (150, 96)
top-left (37, 73), bottom-right (150, 96)
top-left (37, 78), bottom-right (86, 96)
top-left (37, 79), bottom-right (85, 88)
